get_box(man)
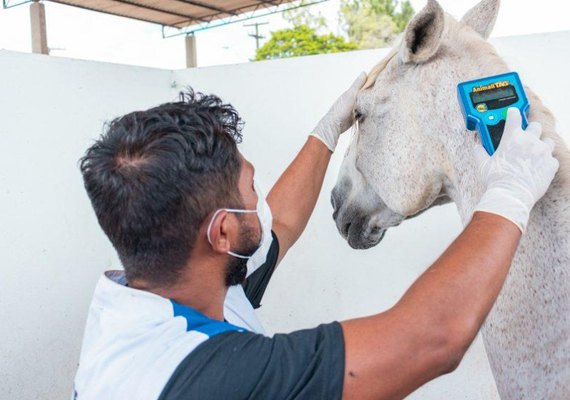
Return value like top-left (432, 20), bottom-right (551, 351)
top-left (73, 74), bottom-right (558, 399)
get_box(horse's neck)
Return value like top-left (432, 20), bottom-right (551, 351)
top-left (447, 126), bottom-right (570, 278)
top-left (444, 95), bottom-right (570, 397)
top-left (446, 90), bottom-right (570, 252)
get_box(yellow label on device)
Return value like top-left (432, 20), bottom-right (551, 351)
top-left (472, 81), bottom-right (510, 93)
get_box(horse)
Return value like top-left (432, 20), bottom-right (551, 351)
top-left (331, 0), bottom-right (570, 397)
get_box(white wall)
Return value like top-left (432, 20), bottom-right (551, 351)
top-left (1, 30), bottom-right (569, 399)
top-left (0, 51), bottom-right (175, 399)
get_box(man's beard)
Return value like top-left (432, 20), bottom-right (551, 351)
top-left (225, 219), bottom-right (260, 286)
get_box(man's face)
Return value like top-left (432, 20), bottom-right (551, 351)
top-left (225, 155), bottom-right (262, 286)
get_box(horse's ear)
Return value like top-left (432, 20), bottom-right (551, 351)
top-left (461, 0), bottom-right (500, 39)
top-left (400, 0), bottom-right (445, 64)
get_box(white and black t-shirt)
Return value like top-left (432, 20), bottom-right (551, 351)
top-left (73, 233), bottom-right (345, 400)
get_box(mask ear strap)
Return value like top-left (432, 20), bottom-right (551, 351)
top-left (227, 250), bottom-right (251, 260)
top-left (206, 208), bottom-right (257, 245)
top-left (207, 209), bottom-right (225, 246)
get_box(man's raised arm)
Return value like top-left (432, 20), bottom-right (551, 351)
top-left (267, 73), bottom-right (367, 263)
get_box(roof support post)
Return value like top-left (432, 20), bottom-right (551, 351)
top-left (185, 33), bottom-right (197, 68)
top-left (30, 0), bottom-right (49, 55)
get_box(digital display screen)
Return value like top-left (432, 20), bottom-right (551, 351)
top-left (471, 85), bottom-right (516, 104)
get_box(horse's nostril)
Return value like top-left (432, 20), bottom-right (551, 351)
top-left (331, 193), bottom-right (340, 221)
top-left (342, 222), bottom-right (352, 237)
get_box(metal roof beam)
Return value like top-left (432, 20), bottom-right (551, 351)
top-left (256, 0), bottom-right (281, 5)
top-left (163, 0), bottom-right (329, 36)
top-left (3, 0), bottom-right (33, 8)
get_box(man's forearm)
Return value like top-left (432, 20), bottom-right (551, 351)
top-left (397, 211), bottom-right (521, 348)
top-left (267, 136), bottom-right (331, 261)
top-left (341, 212), bottom-right (522, 399)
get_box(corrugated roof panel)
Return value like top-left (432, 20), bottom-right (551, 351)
top-left (47, 0), bottom-right (298, 28)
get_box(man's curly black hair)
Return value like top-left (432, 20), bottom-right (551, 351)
top-left (80, 89), bottom-right (245, 287)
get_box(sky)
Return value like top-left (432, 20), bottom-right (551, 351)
top-left (0, 0), bottom-right (569, 69)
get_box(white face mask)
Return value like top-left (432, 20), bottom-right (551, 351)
top-left (206, 180), bottom-right (273, 277)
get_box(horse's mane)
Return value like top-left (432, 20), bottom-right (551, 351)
top-left (362, 48), bottom-right (398, 90)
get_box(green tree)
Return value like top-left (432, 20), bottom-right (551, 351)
top-left (254, 24), bottom-right (358, 61)
top-left (368, 0), bottom-right (415, 30)
top-left (340, 0), bottom-right (414, 49)
top-left (282, 0), bottom-right (327, 31)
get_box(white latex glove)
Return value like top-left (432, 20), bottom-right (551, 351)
top-left (474, 108), bottom-right (559, 232)
top-left (310, 72), bottom-right (367, 152)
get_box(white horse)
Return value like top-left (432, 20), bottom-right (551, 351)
top-left (331, 0), bottom-right (570, 398)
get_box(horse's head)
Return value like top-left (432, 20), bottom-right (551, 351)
top-left (332, 0), bottom-right (504, 249)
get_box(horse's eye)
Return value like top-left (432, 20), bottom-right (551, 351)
top-left (354, 110), bottom-right (364, 122)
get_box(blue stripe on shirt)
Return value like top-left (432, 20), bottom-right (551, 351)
top-left (170, 300), bottom-right (246, 337)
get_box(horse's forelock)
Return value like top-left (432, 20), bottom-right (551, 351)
top-left (362, 49), bottom-right (398, 90)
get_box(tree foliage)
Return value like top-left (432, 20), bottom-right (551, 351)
top-left (254, 24), bottom-right (358, 61)
top-left (253, 0), bottom-right (411, 61)
top-left (340, 0), bottom-right (415, 49)
top-left (368, 0), bottom-right (415, 31)
top-left (282, 0), bottom-right (327, 30)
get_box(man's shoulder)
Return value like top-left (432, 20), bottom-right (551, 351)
top-left (159, 322), bottom-right (345, 400)
top-left (73, 274), bottom-right (246, 400)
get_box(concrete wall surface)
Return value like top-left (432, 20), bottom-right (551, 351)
top-left (0, 51), bottom-right (176, 399)
top-left (1, 30), bottom-right (569, 399)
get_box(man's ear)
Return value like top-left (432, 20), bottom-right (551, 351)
top-left (400, 0), bottom-right (445, 64)
top-left (461, 0), bottom-right (500, 39)
top-left (207, 211), bottom-right (232, 255)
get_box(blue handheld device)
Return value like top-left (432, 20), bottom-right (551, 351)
top-left (457, 72), bottom-right (530, 155)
